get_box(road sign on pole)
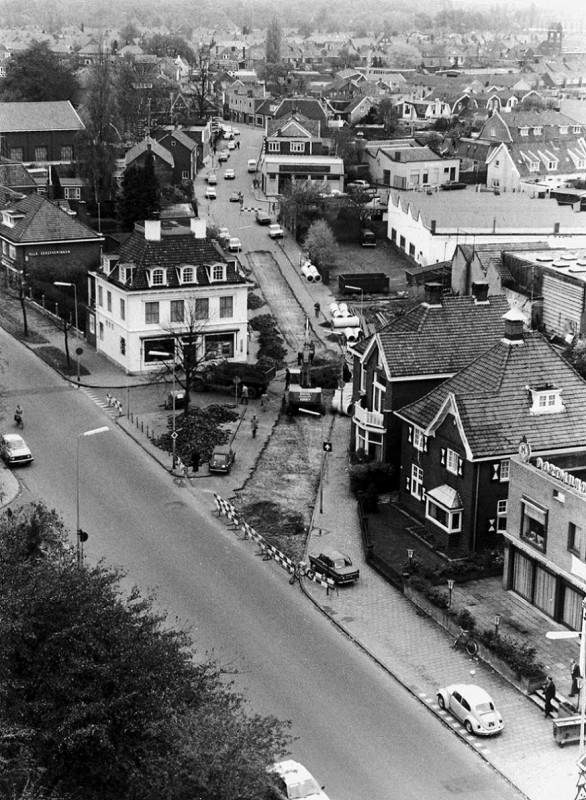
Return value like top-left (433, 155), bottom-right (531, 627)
top-left (323, 442), bottom-right (332, 452)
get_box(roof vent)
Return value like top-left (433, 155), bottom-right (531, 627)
top-left (502, 307), bottom-right (525, 345)
top-left (423, 282), bottom-right (443, 307)
top-left (472, 281), bottom-right (489, 304)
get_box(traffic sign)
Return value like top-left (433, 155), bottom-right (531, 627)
top-left (323, 442), bottom-right (332, 452)
top-left (170, 431), bottom-right (179, 440)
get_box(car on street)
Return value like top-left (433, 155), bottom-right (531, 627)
top-left (232, 127), bottom-right (241, 135)
top-left (217, 151), bottom-right (229, 162)
top-left (0, 433), bottom-right (34, 466)
top-left (308, 550), bottom-right (359, 584)
top-left (206, 172), bottom-right (217, 184)
top-left (268, 759), bottom-right (330, 800)
top-left (227, 237), bottom-right (242, 252)
top-left (223, 168), bottom-right (235, 180)
top-left (217, 227), bottom-right (230, 246)
top-left (205, 186), bottom-right (217, 200)
top-left (163, 390), bottom-right (187, 410)
top-left (268, 223), bottom-right (284, 239)
top-left (229, 191), bottom-right (241, 202)
top-left (347, 180), bottom-right (370, 191)
top-left (208, 444), bottom-right (235, 474)
top-left (256, 210), bottom-right (271, 225)
top-left (227, 140), bottom-right (236, 150)
top-left (436, 684), bottom-right (504, 736)
top-left (440, 181), bottom-right (467, 190)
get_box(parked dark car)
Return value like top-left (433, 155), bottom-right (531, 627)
top-left (208, 445), bottom-right (235, 474)
top-left (360, 229), bottom-right (376, 247)
top-left (255, 210), bottom-right (271, 225)
top-left (308, 550), bottom-right (359, 584)
top-left (164, 389), bottom-right (187, 410)
top-left (440, 181), bottom-right (467, 190)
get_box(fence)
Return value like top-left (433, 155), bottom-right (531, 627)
top-left (214, 493), bottom-right (335, 592)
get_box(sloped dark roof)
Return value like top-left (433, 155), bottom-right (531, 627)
top-left (0, 161), bottom-right (38, 188)
top-left (0, 194), bottom-right (102, 243)
top-left (0, 101), bottom-right (84, 132)
top-left (113, 225), bottom-right (246, 290)
top-left (377, 294), bottom-right (510, 379)
top-left (397, 330), bottom-right (586, 458)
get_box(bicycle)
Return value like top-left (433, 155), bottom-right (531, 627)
top-left (452, 628), bottom-right (479, 657)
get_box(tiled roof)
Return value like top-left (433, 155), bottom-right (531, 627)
top-left (267, 113), bottom-right (320, 139)
top-left (0, 194), bottom-right (102, 243)
top-left (397, 330), bottom-right (586, 458)
top-left (377, 294), bottom-right (510, 379)
top-left (114, 225), bottom-right (246, 290)
top-left (125, 138), bottom-right (174, 167)
top-left (0, 161), bottom-right (37, 187)
top-left (0, 101), bottom-right (84, 132)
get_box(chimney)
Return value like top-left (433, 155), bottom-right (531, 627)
top-left (144, 219), bottom-right (161, 241)
top-left (472, 281), bottom-right (489, 304)
top-left (191, 217), bottom-right (207, 239)
top-left (423, 282), bottom-right (443, 307)
top-left (502, 307), bottom-right (525, 345)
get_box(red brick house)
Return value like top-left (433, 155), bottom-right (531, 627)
top-left (0, 101), bottom-right (84, 165)
top-left (395, 308), bottom-right (586, 554)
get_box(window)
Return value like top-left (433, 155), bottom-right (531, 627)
top-left (34, 146), bottom-right (48, 161)
top-left (519, 126), bottom-right (529, 136)
top-left (219, 296), bottom-right (233, 318)
top-left (499, 459), bottom-right (510, 482)
top-left (411, 464), bottom-right (424, 500)
top-left (98, 286), bottom-right (103, 307)
top-left (182, 170), bottom-right (189, 180)
top-left (568, 522), bottom-right (582, 556)
top-left (145, 302), bottom-right (159, 324)
top-left (399, 236), bottom-right (406, 250)
top-left (60, 145), bottom-right (73, 161)
top-left (446, 449), bottom-right (459, 475)
top-left (211, 264), bottom-right (225, 282)
top-left (170, 299), bottom-right (184, 322)
top-left (195, 298), bottom-right (209, 319)
top-left (426, 497), bottom-right (462, 533)
top-left (268, 141), bottom-right (280, 153)
top-left (573, 126), bottom-right (582, 134)
top-left (533, 126), bottom-right (542, 135)
top-left (390, 228), bottom-right (397, 242)
top-left (372, 379), bottom-right (385, 413)
top-left (64, 187), bottom-right (81, 199)
top-left (497, 499), bottom-right (508, 532)
top-left (8, 244), bottom-right (15, 259)
top-left (9, 147), bottom-right (23, 161)
top-left (151, 268), bottom-right (165, 286)
top-left (120, 337), bottom-right (126, 355)
top-left (520, 499), bottom-right (547, 551)
top-left (120, 298), bottom-right (125, 321)
top-left (181, 267), bottom-right (195, 283)
top-left (409, 243), bottom-right (415, 257)
top-left (99, 322), bottom-right (104, 341)
top-left (106, 291), bottom-right (112, 312)
top-left (205, 332), bottom-right (234, 359)
top-left (560, 125), bottom-right (569, 134)
top-left (547, 160), bottom-right (557, 170)
top-left (290, 141), bottom-right (305, 153)
top-left (413, 427), bottom-right (425, 452)
top-left (530, 387), bottom-right (563, 414)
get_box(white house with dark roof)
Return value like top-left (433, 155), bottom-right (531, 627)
top-left (366, 144), bottom-right (460, 190)
top-left (88, 218), bottom-right (250, 374)
top-left (395, 308), bottom-right (586, 553)
top-left (387, 189), bottom-right (586, 265)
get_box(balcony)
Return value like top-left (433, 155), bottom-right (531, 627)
top-left (354, 403), bottom-right (384, 430)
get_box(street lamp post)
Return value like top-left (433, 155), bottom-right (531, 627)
top-left (447, 579), bottom-right (455, 608)
top-left (54, 281), bottom-right (79, 339)
top-left (298, 407), bottom-right (325, 513)
top-left (76, 426), bottom-right (109, 566)
top-left (152, 348), bottom-right (178, 468)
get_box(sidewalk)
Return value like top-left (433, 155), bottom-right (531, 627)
top-left (2, 271), bottom-right (580, 800)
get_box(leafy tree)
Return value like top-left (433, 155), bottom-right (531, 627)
top-left (279, 181), bottom-right (324, 241)
top-left (119, 21), bottom-right (140, 44)
top-left (565, 338), bottom-right (586, 380)
top-left (388, 41), bottom-right (422, 69)
top-left (266, 17), bottom-right (282, 63)
top-left (0, 40), bottom-right (79, 102)
top-left (0, 503), bottom-right (292, 800)
top-left (304, 219), bottom-right (338, 269)
top-left (118, 151), bottom-right (160, 229)
top-left (114, 56), bottom-right (146, 141)
top-left (142, 33), bottom-right (195, 62)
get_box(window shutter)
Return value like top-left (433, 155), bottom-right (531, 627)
top-left (441, 448), bottom-right (446, 465)
top-left (458, 456), bottom-right (463, 476)
top-left (491, 463), bottom-right (500, 482)
top-left (488, 518), bottom-right (496, 533)
top-left (407, 425), bottom-right (413, 443)
top-left (421, 487), bottom-right (426, 502)
top-left (405, 476), bottom-right (410, 492)
top-left (423, 436), bottom-right (428, 452)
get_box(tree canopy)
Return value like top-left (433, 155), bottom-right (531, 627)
top-left (0, 503), bottom-right (291, 800)
top-left (0, 40), bottom-right (79, 102)
top-left (118, 151), bottom-right (161, 229)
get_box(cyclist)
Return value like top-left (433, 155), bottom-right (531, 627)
top-left (14, 404), bottom-right (23, 428)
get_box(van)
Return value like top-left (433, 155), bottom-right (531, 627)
top-left (360, 229), bottom-right (376, 247)
top-left (248, 159), bottom-right (257, 173)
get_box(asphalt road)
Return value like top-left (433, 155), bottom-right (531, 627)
top-left (0, 161), bottom-right (524, 800)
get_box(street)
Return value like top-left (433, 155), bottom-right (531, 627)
top-left (0, 280), bottom-right (525, 798)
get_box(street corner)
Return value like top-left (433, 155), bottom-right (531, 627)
top-left (0, 465), bottom-right (22, 509)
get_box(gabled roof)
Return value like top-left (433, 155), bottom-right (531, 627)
top-left (266, 113), bottom-right (320, 139)
top-left (125, 138), bottom-right (174, 168)
top-left (0, 101), bottom-right (84, 133)
top-left (396, 329), bottom-right (586, 458)
top-left (372, 294), bottom-right (510, 380)
top-left (0, 194), bottom-right (102, 243)
top-left (0, 160), bottom-right (38, 188)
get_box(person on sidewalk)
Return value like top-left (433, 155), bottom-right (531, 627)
top-left (175, 456), bottom-right (186, 480)
top-left (570, 659), bottom-right (581, 701)
top-left (251, 414), bottom-right (258, 439)
top-left (285, 368), bottom-right (291, 391)
top-left (191, 449), bottom-right (200, 474)
top-left (240, 385), bottom-right (249, 405)
top-left (544, 676), bottom-right (557, 718)
top-left (260, 391), bottom-right (268, 411)
top-left (314, 301), bottom-right (320, 318)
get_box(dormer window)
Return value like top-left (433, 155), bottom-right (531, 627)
top-left (208, 263), bottom-right (226, 283)
top-left (268, 141), bottom-right (280, 153)
top-left (147, 268), bottom-right (167, 287)
top-left (533, 126), bottom-right (542, 135)
top-left (573, 125), bottom-right (581, 134)
top-left (559, 125), bottom-right (569, 134)
top-left (547, 159), bottom-right (558, 170)
top-left (290, 141), bottom-right (305, 153)
top-left (529, 384), bottom-right (564, 415)
top-left (519, 126), bottom-right (529, 137)
top-left (177, 265), bottom-right (196, 285)
top-left (1, 209), bottom-right (24, 227)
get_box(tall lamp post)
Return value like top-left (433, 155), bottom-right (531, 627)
top-left (76, 426), bottom-right (109, 566)
top-left (54, 281), bottom-right (79, 339)
top-left (299, 407), bottom-right (327, 514)
top-left (152, 348), bottom-right (178, 468)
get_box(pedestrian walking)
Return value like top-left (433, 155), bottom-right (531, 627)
top-left (260, 391), bottom-right (268, 411)
top-left (544, 676), bottom-right (557, 718)
top-left (570, 659), bottom-right (581, 699)
top-left (175, 456), bottom-right (186, 480)
top-left (285, 368), bottom-right (291, 390)
top-left (191, 449), bottom-right (200, 474)
top-left (251, 414), bottom-right (258, 439)
top-left (241, 384), bottom-right (249, 405)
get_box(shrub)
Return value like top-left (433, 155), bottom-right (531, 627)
top-left (249, 313), bottom-right (287, 366)
top-left (349, 462), bottom-right (395, 496)
top-left (479, 630), bottom-right (546, 680)
top-left (247, 292), bottom-right (265, 310)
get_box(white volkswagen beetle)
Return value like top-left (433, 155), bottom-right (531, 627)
top-left (437, 683), bottom-right (504, 736)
